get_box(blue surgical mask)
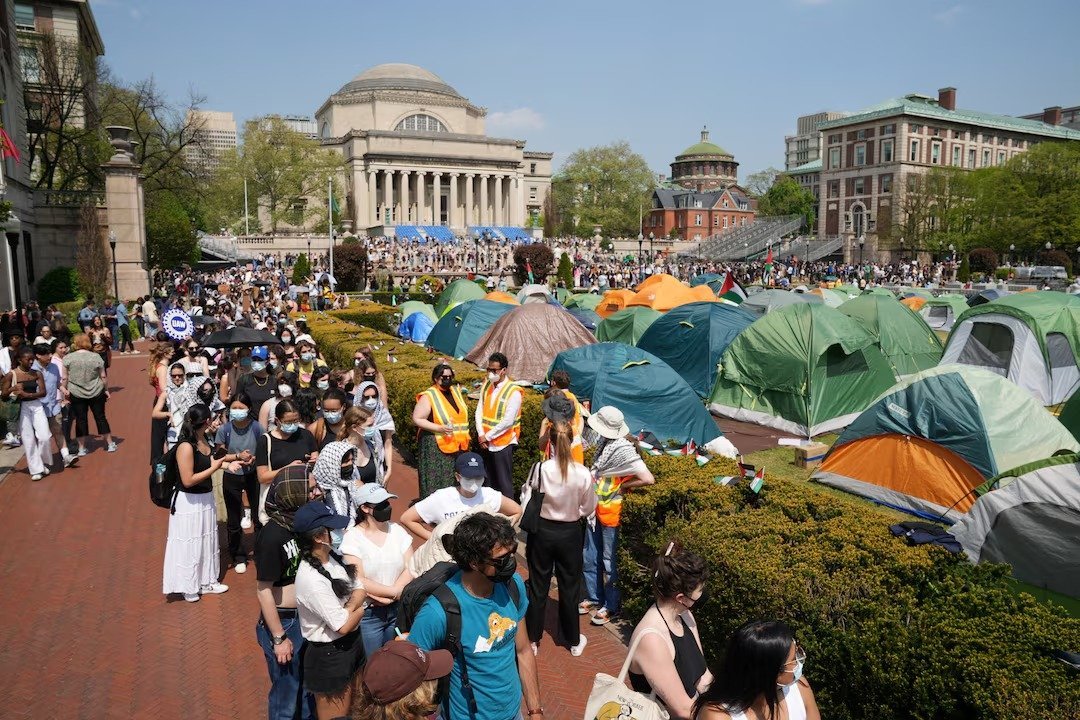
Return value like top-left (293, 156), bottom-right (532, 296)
top-left (301, 352), bottom-right (315, 362)
top-left (250, 360), bottom-right (266, 373)
top-left (279, 422), bottom-right (299, 435)
top-left (323, 410), bottom-right (342, 424)
top-left (364, 426), bottom-right (378, 439)
top-left (316, 380), bottom-right (330, 391)
top-left (239, 357), bottom-right (253, 368)
top-left (229, 409), bottom-right (248, 422)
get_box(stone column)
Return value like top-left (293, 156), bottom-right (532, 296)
top-left (382, 170), bottom-right (393, 226)
top-left (432, 173), bottom-right (442, 225)
top-left (465, 174), bottom-right (475, 228)
top-left (352, 167), bottom-right (368, 233)
top-left (415, 171), bottom-right (427, 226)
top-left (494, 175), bottom-right (504, 226)
top-left (448, 173), bottom-right (459, 230)
top-left (367, 170), bottom-right (377, 229)
top-left (101, 126), bottom-right (150, 299)
top-left (398, 169), bottom-right (410, 225)
top-left (479, 175), bottom-right (489, 226)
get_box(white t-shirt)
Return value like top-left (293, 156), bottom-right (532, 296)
top-left (412, 486), bottom-right (502, 525)
top-left (339, 522), bottom-right (412, 587)
top-left (296, 556), bottom-right (354, 642)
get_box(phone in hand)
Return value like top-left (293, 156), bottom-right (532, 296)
top-left (213, 445), bottom-right (228, 460)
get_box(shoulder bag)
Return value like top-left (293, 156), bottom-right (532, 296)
top-left (0, 370), bottom-right (22, 425)
top-left (583, 626), bottom-right (670, 720)
top-left (518, 460), bottom-right (544, 534)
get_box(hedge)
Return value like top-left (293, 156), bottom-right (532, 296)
top-left (312, 309), bottom-right (1080, 719)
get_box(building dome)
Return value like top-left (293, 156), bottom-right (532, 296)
top-left (676, 127), bottom-right (732, 159)
top-left (670, 126), bottom-right (738, 191)
top-left (338, 63), bottom-right (462, 98)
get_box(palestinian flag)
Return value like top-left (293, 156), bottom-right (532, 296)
top-left (695, 454), bottom-right (710, 466)
top-left (749, 468), bottom-right (765, 494)
top-left (526, 259), bottom-right (534, 284)
top-left (717, 270), bottom-right (747, 304)
top-left (738, 457), bottom-right (756, 478)
top-left (764, 246), bottom-right (774, 275)
top-left (683, 439), bottom-right (697, 456)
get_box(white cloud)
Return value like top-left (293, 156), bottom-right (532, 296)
top-left (487, 107), bottom-right (545, 133)
top-left (934, 4), bottom-right (964, 23)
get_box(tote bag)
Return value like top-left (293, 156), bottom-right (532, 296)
top-left (584, 627), bottom-right (670, 720)
top-left (519, 461), bottom-right (544, 534)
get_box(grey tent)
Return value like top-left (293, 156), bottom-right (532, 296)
top-left (465, 302), bottom-right (596, 381)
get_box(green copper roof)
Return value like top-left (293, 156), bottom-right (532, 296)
top-left (819, 94), bottom-right (1080, 141)
top-left (788, 158), bottom-right (822, 174)
top-left (677, 141), bottom-right (732, 158)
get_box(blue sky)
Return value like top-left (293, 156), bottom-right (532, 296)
top-left (95, 0), bottom-right (1079, 182)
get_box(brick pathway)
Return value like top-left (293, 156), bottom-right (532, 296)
top-left (0, 343), bottom-right (625, 719)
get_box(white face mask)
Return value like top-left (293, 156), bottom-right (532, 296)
top-left (362, 398), bottom-right (378, 410)
top-left (277, 384), bottom-right (293, 398)
top-left (459, 477), bottom-right (483, 495)
top-left (487, 372), bottom-right (500, 383)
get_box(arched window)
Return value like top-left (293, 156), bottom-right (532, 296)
top-left (395, 114), bottom-right (448, 133)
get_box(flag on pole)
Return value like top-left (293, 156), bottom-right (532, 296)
top-left (738, 456), bottom-right (756, 478)
top-left (717, 270), bottom-right (748, 304)
top-left (695, 454), bottom-right (710, 466)
top-left (764, 246), bottom-right (774, 274)
top-left (0, 128), bottom-right (20, 163)
top-left (683, 439), bottom-right (697, 456)
top-left (749, 468), bottom-right (765, 494)
top-left (526, 259), bottom-right (534, 284)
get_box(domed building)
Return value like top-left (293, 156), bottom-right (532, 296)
top-left (315, 63), bottom-right (552, 237)
top-left (670, 127), bottom-right (738, 191)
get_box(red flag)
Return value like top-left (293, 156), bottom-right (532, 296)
top-left (765, 246), bottom-right (773, 266)
top-left (0, 128), bottom-right (20, 163)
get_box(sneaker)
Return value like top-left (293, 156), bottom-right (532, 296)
top-left (77, 447), bottom-right (88, 457)
top-left (61, 451), bottom-right (78, 467)
top-left (5, 433), bottom-right (21, 447)
top-left (183, 593), bottom-right (200, 603)
top-left (31, 473), bottom-right (43, 481)
top-left (571, 635), bottom-right (588, 657)
top-left (200, 583), bottom-right (229, 595)
top-left (578, 600), bottom-right (598, 616)
top-left (591, 608), bottom-right (613, 626)
top-left (106, 442), bottom-right (118, 453)
top-left (41, 467), bottom-right (50, 476)
top-left (234, 562), bottom-right (247, 575)
top-left (240, 508), bottom-right (252, 530)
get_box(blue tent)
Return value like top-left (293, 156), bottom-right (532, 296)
top-left (425, 299), bottom-right (515, 358)
top-left (547, 343), bottom-right (722, 447)
top-left (637, 301), bottom-right (756, 399)
top-left (565, 307), bottom-right (601, 333)
top-left (397, 311), bottom-right (436, 343)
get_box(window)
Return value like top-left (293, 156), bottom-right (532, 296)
top-left (910, 139), bottom-right (921, 162)
top-left (957, 323), bottom-right (1014, 376)
top-left (909, 124), bottom-right (922, 134)
top-left (828, 180), bottom-right (839, 198)
top-left (529, 163), bottom-right (536, 174)
top-left (854, 144), bottom-right (866, 166)
top-left (395, 114), bottom-right (447, 133)
top-left (713, 215), bottom-right (719, 226)
top-left (998, 150), bottom-right (1006, 166)
top-left (829, 147), bottom-right (841, 169)
top-left (529, 186), bottom-right (537, 201)
top-left (722, 198), bottom-right (729, 208)
top-left (881, 139), bottom-right (894, 163)
top-left (19, 45), bottom-right (39, 83)
top-left (968, 148), bottom-right (976, 169)
top-left (14, 3), bottom-right (34, 30)
top-left (828, 133), bottom-right (842, 144)
top-left (952, 145), bottom-right (961, 166)
top-left (695, 214), bottom-right (702, 226)
top-left (880, 174), bottom-right (892, 194)
top-left (931, 141), bottom-right (941, 164)
top-left (982, 149), bottom-right (991, 167)
top-left (722, 216), bottom-right (728, 229)
top-left (931, 127), bottom-right (941, 137)
top-left (741, 217), bottom-right (747, 226)
top-left (853, 177), bottom-right (866, 194)
top-left (881, 123), bottom-right (896, 135)
top-left (856, 129), bottom-right (867, 140)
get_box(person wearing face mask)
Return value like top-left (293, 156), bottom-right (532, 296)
top-left (180, 339), bottom-right (210, 381)
top-left (162, 403), bottom-right (230, 603)
top-left (215, 391), bottom-right (264, 574)
top-left (339, 406), bottom-right (382, 488)
top-left (260, 370), bottom-right (296, 434)
top-left (407, 512), bottom-right (541, 720)
top-left (627, 541), bottom-right (713, 720)
top-left (292, 502), bottom-right (367, 720)
top-left (310, 365), bottom-right (332, 396)
top-left (354, 352), bottom-right (388, 405)
top-left (196, 376), bottom-right (226, 421)
top-left (693, 621), bottom-right (819, 720)
top-left (354, 380), bottom-right (395, 484)
top-left (400, 452), bottom-right (520, 542)
top-left (340, 482), bottom-right (414, 657)
top-left (236, 345), bottom-right (277, 420)
top-left (311, 440), bottom-right (361, 524)
top-left (411, 363), bottom-right (471, 498)
top-left (256, 398), bottom-right (320, 526)
top-left (309, 388), bottom-right (349, 450)
top-left (287, 337), bottom-right (326, 388)
top-left (475, 352), bottom-right (522, 499)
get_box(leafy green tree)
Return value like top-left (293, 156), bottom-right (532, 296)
top-left (291, 253), bottom-right (311, 285)
top-left (957, 253), bottom-right (971, 282)
top-left (744, 167), bottom-right (781, 198)
top-left (757, 176), bottom-right (816, 231)
top-left (145, 191), bottom-right (199, 269)
top-left (553, 141), bottom-right (655, 237)
top-left (333, 243), bottom-right (368, 292)
top-left (556, 251), bottom-right (574, 288)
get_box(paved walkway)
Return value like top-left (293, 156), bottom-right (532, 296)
top-left (0, 343), bottom-right (624, 719)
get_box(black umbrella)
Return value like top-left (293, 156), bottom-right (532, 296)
top-left (200, 326), bottom-right (281, 348)
top-left (252, 280), bottom-right (271, 288)
top-left (190, 315), bottom-right (218, 327)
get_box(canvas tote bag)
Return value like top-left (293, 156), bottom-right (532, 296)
top-left (583, 627), bottom-right (670, 720)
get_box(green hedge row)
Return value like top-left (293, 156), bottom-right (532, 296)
top-left (619, 470), bottom-right (1080, 720)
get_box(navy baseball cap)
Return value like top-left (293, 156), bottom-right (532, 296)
top-left (454, 452), bottom-right (486, 478)
top-left (250, 345), bottom-right (269, 360)
top-left (292, 501), bottom-right (350, 533)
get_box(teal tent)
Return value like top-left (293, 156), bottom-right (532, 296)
top-left (637, 301), bottom-right (756, 399)
top-left (397, 301), bottom-right (437, 324)
top-left (425, 299), bottom-right (515, 358)
top-left (548, 343), bottom-right (723, 448)
top-left (595, 306), bottom-right (663, 345)
top-left (689, 273), bottom-right (722, 288)
top-left (435, 279), bottom-right (486, 317)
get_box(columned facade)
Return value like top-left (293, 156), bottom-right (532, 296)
top-left (362, 167), bottom-right (528, 229)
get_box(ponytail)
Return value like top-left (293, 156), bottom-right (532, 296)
top-left (297, 529), bottom-right (357, 600)
top-left (549, 421), bottom-right (573, 479)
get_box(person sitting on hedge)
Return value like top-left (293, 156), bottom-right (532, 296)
top-left (411, 362), bottom-right (471, 498)
top-left (692, 620), bottom-right (820, 720)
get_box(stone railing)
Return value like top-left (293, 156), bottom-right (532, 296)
top-left (34, 189), bottom-right (105, 207)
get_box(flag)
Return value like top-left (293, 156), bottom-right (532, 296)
top-left (738, 457), bottom-right (756, 478)
top-left (695, 454), bottom-right (710, 466)
top-left (749, 468), bottom-right (765, 494)
top-left (683, 439), bottom-right (697, 456)
top-left (526, 259), bottom-right (534, 284)
top-left (764, 246), bottom-right (774, 274)
top-left (0, 128), bottom-right (20, 163)
top-left (717, 271), bottom-right (747, 304)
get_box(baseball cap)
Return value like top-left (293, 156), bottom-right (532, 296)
top-left (353, 482), bottom-right (397, 507)
top-left (362, 641), bottom-right (453, 704)
top-left (250, 345), bottom-right (269, 360)
top-left (454, 452), bottom-right (485, 479)
top-left (292, 501), bottom-right (349, 533)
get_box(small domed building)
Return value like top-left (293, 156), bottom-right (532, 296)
top-left (670, 127), bottom-right (739, 191)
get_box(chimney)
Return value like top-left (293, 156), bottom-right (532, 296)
top-left (1043, 106), bottom-right (1063, 126)
top-left (938, 87), bottom-right (956, 111)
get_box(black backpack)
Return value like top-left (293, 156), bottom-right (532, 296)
top-left (149, 445), bottom-right (182, 512)
top-left (398, 561), bottom-right (522, 718)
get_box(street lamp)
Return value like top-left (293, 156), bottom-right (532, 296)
top-left (899, 236), bottom-right (905, 262)
top-left (482, 230), bottom-right (491, 274)
top-left (1009, 243), bottom-right (1015, 266)
top-left (3, 212), bottom-right (22, 309)
top-left (473, 230), bottom-right (481, 274)
top-left (108, 231), bottom-right (119, 300)
top-left (743, 241), bottom-right (749, 263)
top-left (948, 243), bottom-right (955, 261)
top-left (858, 235), bottom-right (865, 265)
top-left (649, 232), bottom-right (655, 266)
top-left (637, 233), bottom-right (644, 279)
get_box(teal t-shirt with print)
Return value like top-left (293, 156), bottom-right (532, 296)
top-left (408, 570), bottom-right (527, 720)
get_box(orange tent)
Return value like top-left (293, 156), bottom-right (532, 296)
top-left (900, 296), bottom-right (927, 311)
top-left (484, 291), bottom-right (519, 306)
top-left (636, 272), bottom-right (680, 292)
top-left (628, 274), bottom-right (716, 312)
top-left (595, 288), bottom-right (637, 318)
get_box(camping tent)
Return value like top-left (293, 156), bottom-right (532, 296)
top-left (548, 342), bottom-right (727, 450)
top-left (595, 289), bottom-right (638, 318)
top-left (397, 311), bottom-right (436, 344)
top-left (637, 301), bottom-right (756, 399)
top-left (595, 306), bottom-right (663, 345)
top-left (918, 294), bottom-right (968, 332)
top-left (466, 303), bottom-right (596, 382)
top-left (940, 291), bottom-right (1080, 405)
top-left (812, 365), bottom-right (1080, 521)
top-left (739, 289), bottom-right (821, 317)
top-left (627, 274), bottom-right (716, 312)
top-left (565, 307), bottom-right (601, 333)
top-left (397, 301), bottom-right (438, 324)
top-left (838, 294), bottom-right (943, 377)
top-left (900, 296), bottom-right (928, 312)
top-left (809, 287), bottom-right (850, 308)
top-left (951, 454), bottom-right (1080, 598)
top-left (709, 303), bottom-right (896, 436)
top-left (1058, 390), bottom-right (1080, 444)
top-left (689, 273), bottom-right (722, 288)
top-left (484, 291), bottom-right (519, 306)
top-left (435, 279), bottom-right (486, 317)
top-left (565, 293), bottom-right (603, 311)
top-left (900, 288), bottom-right (935, 300)
top-left (517, 284), bottom-right (553, 305)
top-left (968, 288), bottom-right (1009, 307)
top-left (425, 299), bottom-right (515, 358)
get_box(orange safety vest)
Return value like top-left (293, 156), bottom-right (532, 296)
top-left (480, 379), bottom-right (523, 449)
top-left (418, 385), bottom-right (470, 454)
top-left (595, 474), bottom-right (632, 528)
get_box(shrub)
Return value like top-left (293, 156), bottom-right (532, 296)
top-left (369, 290), bottom-right (439, 308)
top-left (995, 267), bottom-right (1012, 281)
top-left (957, 253), bottom-right (971, 282)
top-left (36, 266), bottom-right (81, 306)
top-left (556, 251), bottom-right (574, 289)
top-left (291, 253), bottom-right (311, 285)
top-left (968, 248), bottom-right (999, 275)
top-left (1037, 248), bottom-right (1073, 275)
top-left (333, 243), bottom-right (368, 292)
top-left (512, 244), bottom-right (554, 286)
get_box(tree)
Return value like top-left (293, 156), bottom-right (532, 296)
top-left (556, 251), bottom-right (574, 289)
top-left (75, 203), bottom-right (109, 300)
top-left (145, 191), bottom-right (199, 269)
top-left (744, 167), bottom-right (781, 198)
top-left (968, 248), bottom-right (999, 276)
top-left (291, 253), bottom-right (311, 285)
top-left (756, 176), bottom-right (816, 231)
top-left (512, 244), bottom-right (554, 286)
top-left (957, 253), bottom-right (971, 282)
top-left (552, 141), bottom-right (655, 237)
top-left (333, 243), bottom-right (368, 292)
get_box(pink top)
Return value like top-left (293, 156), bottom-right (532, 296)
top-left (522, 458), bottom-right (597, 523)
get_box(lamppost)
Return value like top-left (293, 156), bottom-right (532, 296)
top-left (482, 229), bottom-right (491, 274)
top-left (306, 235), bottom-right (311, 264)
top-left (108, 231), bottom-right (119, 300)
top-left (649, 232), bottom-right (655, 267)
top-left (472, 230), bottom-right (481, 274)
top-left (2, 211), bottom-right (21, 309)
top-left (637, 233), bottom-right (644, 280)
top-left (948, 243), bottom-right (955, 262)
top-left (899, 236), bottom-right (905, 262)
top-left (1009, 243), bottom-right (1015, 266)
top-left (858, 235), bottom-right (865, 266)
top-left (743, 242), bottom-right (749, 263)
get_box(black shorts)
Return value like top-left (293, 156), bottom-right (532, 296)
top-left (302, 629), bottom-right (364, 695)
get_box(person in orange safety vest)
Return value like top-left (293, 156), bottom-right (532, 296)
top-left (475, 352), bottom-right (522, 499)
top-left (411, 362), bottom-right (471, 498)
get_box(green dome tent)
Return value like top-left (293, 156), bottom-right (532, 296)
top-left (1058, 390), bottom-right (1080, 444)
top-left (425, 299), bottom-right (515, 359)
top-left (689, 273), bottom-right (722, 288)
top-left (595, 306), bottom-right (663, 345)
top-left (637, 301), bottom-right (756, 399)
top-left (740, 288), bottom-right (821, 317)
top-left (548, 342), bottom-right (728, 450)
top-left (838, 294), bottom-right (943, 377)
top-left (919, 294), bottom-right (969, 332)
top-left (709, 303), bottom-right (896, 436)
top-left (435, 279), bottom-right (486, 317)
top-left (397, 301), bottom-right (438, 324)
top-left (564, 293), bottom-right (603, 312)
